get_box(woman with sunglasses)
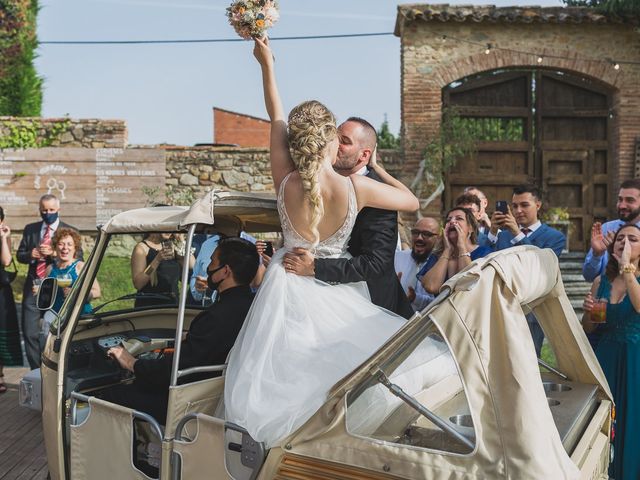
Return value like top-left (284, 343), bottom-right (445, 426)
top-left (418, 207), bottom-right (492, 295)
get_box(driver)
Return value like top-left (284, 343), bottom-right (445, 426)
top-left (104, 237), bottom-right (259, 423)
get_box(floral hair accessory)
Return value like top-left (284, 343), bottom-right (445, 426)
top-left (226, 1), bottom-right (279, 40)
top-left (288, 110), bottom-right (313, 125)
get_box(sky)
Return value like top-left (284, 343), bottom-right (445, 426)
top-left (36, 0), bottom-right (563, 146)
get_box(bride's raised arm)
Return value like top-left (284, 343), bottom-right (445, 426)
top-left (351, 148), bottom-right (420, 213)
top-left (253, 37), bottom-right (295, 190)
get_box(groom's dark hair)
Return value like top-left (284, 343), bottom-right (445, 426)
top-left (345, 116), bottom-right (377, 149)
top-left (216, 237), bottom-right (259, 285)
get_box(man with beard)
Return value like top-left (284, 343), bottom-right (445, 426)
top-left (395, 217), bottom-right (440, 311)
top-left (284, 117), bottom-right (414, 319)
top-left (583, 178), bottom-right (640, 282)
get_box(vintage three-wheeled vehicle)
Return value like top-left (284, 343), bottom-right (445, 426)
top-left (21, 191), bottom-right (613, 479)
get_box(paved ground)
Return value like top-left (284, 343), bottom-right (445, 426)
top-left (0, 367), bottom-right (48, 480)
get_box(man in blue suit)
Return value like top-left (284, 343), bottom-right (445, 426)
top-left (487, 183), bottom-right (566, 355)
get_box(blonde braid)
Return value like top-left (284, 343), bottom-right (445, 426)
top-left (287, 101), bottom-right (337, 244)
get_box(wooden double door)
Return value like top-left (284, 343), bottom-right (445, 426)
top-left (443, 69), bottom-right (612, 251)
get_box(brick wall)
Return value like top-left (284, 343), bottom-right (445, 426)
top-left (397, 20), bottom-right (640, 213)
top-left (213, 108), bottom-right (270, 148)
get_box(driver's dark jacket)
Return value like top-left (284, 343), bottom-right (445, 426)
top-left (133, 285), bottom-right (254, 392)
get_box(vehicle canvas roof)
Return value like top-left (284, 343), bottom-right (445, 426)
top-left (287, 246), bottom-right (612, 479)
top-left (101, 190), bottom-right (280, 234)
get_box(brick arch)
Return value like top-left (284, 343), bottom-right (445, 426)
top-left (429, 48), bottom-right (621, 91)
top-left (428, 58), bottom-right (618, 250)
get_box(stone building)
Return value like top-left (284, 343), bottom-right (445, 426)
top-left (394, 4), bottom-right (640, 250)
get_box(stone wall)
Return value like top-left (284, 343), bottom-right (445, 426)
top-left (0, 117), bottom-right (127, 148)
top-left (163, 145), bottom-right (273, 201)
top-left (162, 145), bottom-right (403, 200)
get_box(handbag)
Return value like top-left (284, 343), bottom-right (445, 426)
top-left (0, 257), bottom-right (18, 286)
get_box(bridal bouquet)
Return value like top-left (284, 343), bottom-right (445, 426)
top-left (226, 1), bottom-right (279, 40)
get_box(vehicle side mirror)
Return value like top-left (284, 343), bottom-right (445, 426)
top-left (37, 278), bottom-right (58, 311)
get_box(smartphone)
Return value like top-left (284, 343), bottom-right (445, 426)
top-left (264, 241), bottom-right (274, 257)
top-left (495, 200), bottom-right (509, 215)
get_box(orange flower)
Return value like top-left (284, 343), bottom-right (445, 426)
top-left (255, 19), bottom-right (265, 28)
top-left (238, 6), bottom-right (245, 14)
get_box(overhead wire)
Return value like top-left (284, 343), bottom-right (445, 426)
top-left (40, 30), bottom-right (640, 67)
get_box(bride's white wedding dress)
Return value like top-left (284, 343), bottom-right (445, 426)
top-left (224, 173), bottom-right (407, 447)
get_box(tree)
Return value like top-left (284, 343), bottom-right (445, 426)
top-left (562, 0), bottom-right (640, 15)
top-left (0, 0), bottom-right (43, 116)
top-left (410, 108), bottom-right (478, 211)
top-left (377, 117), bottom-right (400, 149)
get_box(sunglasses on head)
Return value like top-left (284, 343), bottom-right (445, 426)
top-left (411, 229), bottom-right (437, 238)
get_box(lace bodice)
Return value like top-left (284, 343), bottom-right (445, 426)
top-left (277, 172), bottom-right (357, 258)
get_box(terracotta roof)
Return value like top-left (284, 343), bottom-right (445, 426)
top-left (395, 4), bottom-right (639, 35)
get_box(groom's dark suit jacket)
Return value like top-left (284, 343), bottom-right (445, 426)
top-left (314, 168), bottom-right (414, 319)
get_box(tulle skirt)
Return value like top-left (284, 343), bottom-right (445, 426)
top-left (224, 250), bottom-right (407, 447)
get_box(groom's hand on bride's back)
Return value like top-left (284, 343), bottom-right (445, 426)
top-left (283, 248), bottom-right (315, 276)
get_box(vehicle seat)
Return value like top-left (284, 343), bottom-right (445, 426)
top-left (164, 376), bottom-right (225, 440)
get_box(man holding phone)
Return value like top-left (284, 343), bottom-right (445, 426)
top-left (486, 184), bottom-right (565, 355)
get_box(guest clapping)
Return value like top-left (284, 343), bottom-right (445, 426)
top-left (419, 208), bottom-right (492, 295)
top-left (581, 224), bottom-right (640, 480)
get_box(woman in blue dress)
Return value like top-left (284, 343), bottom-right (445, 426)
top-left (418, 207), bottom-right (492, 295)
top-left (42, 228), bottom-right (100, 315)
top-left (582, 223), bottom-right (640, 480)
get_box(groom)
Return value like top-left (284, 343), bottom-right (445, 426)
top-left (284, 117), bottom-right (414, 319)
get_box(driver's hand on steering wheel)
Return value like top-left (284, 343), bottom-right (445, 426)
top-left (107, 346), bottom-right (137, 372)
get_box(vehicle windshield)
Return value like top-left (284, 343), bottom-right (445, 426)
top-left (346, 318), bottom-right (476, 455)
top-left (88, 231), bottom-right (205, 315)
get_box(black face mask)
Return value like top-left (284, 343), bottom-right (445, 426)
top-left (41, 212), bottom-right (59, 225)
top-left (207, 264), bottom-right (226, 292)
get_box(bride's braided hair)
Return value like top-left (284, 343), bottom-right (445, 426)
top-left (287, 100), bottom-right (337, 244)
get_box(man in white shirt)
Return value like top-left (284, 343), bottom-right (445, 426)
top-left (394, 217), bottom-right (440, 312)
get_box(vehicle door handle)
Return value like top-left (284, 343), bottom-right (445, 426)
top-left (228, 442), bottom-right (243, 453)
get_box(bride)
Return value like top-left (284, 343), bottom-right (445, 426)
top-left (224, 37), bottom-right (419, 447)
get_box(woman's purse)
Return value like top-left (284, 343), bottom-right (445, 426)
top-left (0, 257), bottom-right (18, 286)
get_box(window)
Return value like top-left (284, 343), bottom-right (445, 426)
top-left (90, 232), bottom-right (197, 315)
top-left (346, 321), bottom-right (476, 454)
top-left (459, 117), bottom-right (525, 142)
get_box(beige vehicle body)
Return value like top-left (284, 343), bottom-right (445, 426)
top-left (33, 191), bottom-right (612, 480)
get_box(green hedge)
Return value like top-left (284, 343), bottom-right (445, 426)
top-left (0, 0), bottom-right (42, 116)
